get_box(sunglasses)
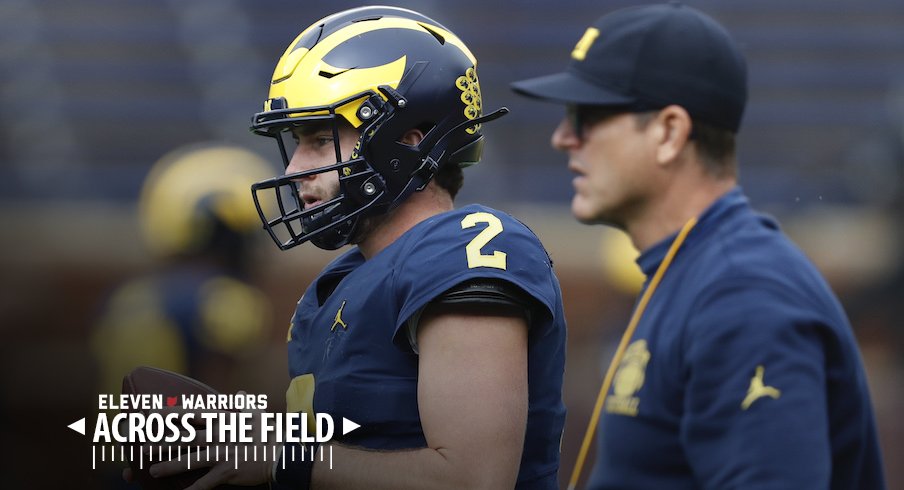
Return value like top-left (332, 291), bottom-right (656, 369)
top-left (566, 105), bottom-right (628, 139)
top-left (565, 104), bottom-right (698, 140)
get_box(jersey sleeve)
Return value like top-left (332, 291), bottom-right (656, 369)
top-left (681, 277), bottom-right (834, 488)
top-left (391, 208), bottom-right (560, 347)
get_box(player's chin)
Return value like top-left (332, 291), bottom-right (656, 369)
top-left (571, 196), bottom-right (600, 224)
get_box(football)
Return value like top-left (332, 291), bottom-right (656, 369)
top-left (121, 366), bottom-right (266, 490)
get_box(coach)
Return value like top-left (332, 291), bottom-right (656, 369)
top-left (512, 3), bottom-right (886, 489)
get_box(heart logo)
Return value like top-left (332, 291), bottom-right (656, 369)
top-left (166, 396), bottom-right (178, 407)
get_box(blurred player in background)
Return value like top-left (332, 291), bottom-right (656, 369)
top-left (512, 2), bottom-right (885, 489)
top-left (92, 143), bottom-right (273, 396)
top-left (148, 6), bottom-right (567, 490)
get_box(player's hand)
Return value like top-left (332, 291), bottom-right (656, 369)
top-left (147, 392), bottom-right (276, 490)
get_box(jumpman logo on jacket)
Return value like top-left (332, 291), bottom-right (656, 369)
top-left (331, 300), bottom-right (348, 331)
top-left (741, 365), bottom-right (781, 410)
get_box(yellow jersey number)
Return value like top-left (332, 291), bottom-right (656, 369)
top-left (461, 212), bottom-right (507, 270)
top-left (286, 373), bottom-right (316, 433)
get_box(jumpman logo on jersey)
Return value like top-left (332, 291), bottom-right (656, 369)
top-left (741, 365), bottom-right (781, 410)
top-left (331, 300), bottom-right (348, 331)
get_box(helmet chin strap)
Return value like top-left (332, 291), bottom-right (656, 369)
top-left (404, 106), bottom-right (510, 196)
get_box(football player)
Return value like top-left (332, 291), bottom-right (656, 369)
top-left (95, 143), bottom-right (275, 489)
top-left (93, 143), bottom-right (273, 395)
top-left (148, 6), bottom-right (567, 490)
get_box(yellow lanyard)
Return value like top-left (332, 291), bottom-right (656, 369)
top-left (568, 217), bottom-right (698, 490)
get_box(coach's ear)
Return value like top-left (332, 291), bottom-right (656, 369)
top-left (651, 105), bottom-right (693, 166)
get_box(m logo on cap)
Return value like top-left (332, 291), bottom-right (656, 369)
top-left (571, 27), bottom-right (600, 61)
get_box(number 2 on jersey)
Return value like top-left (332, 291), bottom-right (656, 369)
top-left (461, 212), bottom-right (507, 270)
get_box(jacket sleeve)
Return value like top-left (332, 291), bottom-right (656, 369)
top-left (681, 278), bottom-right (834, 488)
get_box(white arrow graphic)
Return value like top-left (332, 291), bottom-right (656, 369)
top-left (68, 418), bottom-right (86, 436)
top-left (342, 417), bottom-right (360, 435)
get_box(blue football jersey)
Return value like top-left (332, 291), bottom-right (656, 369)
top-left (286, 204), bottom-right (567, 488)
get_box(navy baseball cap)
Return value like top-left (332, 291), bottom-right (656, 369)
top-left (511, 2), bottom-right (747, 132)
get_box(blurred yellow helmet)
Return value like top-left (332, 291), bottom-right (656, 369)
top-left (599, 229), bottom-right (646, 294)
top-left (138, 143), bottom-right (274, 258)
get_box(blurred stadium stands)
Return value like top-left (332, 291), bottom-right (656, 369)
top-left (1, 0), bottom-right (903, 207)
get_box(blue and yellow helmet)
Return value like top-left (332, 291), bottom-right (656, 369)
top-left (139, 143), bottom-right (272, 260)
top-left (250, 6), bottom-right (507, 250)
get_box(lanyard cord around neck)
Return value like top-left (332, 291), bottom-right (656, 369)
top-left (567, 217), bottom-right (698, 490)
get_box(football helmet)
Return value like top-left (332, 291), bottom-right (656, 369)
top-left (250, 6), bottom-right (508, 250)
top-left (139, 143), bottom-right (273, 261)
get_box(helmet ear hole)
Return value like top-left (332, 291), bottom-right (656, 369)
top-left (416, 121), bottom-right (436, 136)
top-left (399, 128), bottom-right (426, 147)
